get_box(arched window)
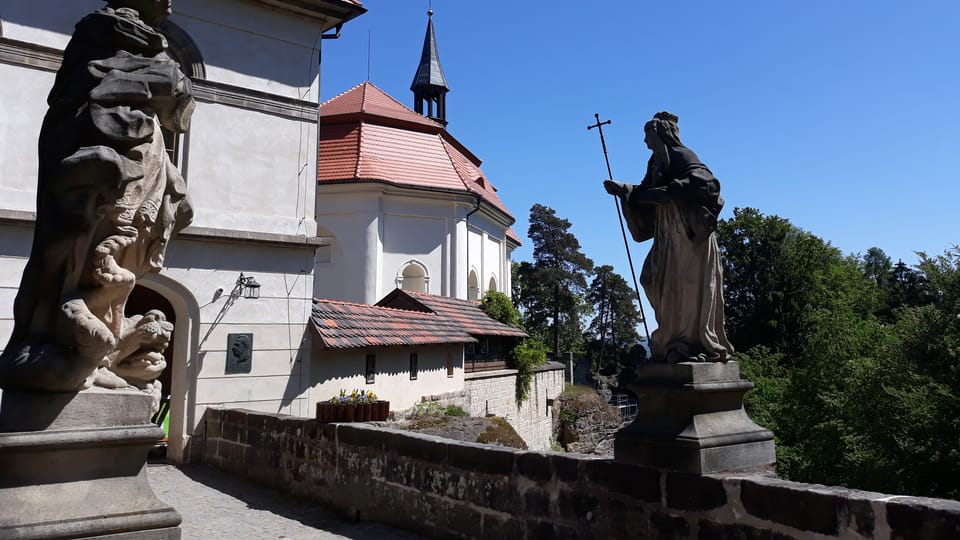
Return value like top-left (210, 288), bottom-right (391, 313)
top-left (488, 276), bottom-right (498, 293)
top-left (397, 261), bottom-right (428, 293)
top-left (467, 270), bottom-right (480, 301)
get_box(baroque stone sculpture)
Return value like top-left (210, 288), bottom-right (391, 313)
top-left (604, 111), bottom-right (733, 363)
top-left (0, 0), bottom-right (193, 409)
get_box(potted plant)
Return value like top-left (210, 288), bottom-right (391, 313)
top-left (316, 389), bottom-right (389, 422)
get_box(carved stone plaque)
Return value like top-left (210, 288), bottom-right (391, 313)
top-left (226, 333), bottom-right (253, 374)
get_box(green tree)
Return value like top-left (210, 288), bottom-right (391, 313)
top-left (515, 204), bottom-right (594, 357)
top-left (480, 290), bottom-right (520, 327)
top-left (586, 265), bottom-right (641, 371)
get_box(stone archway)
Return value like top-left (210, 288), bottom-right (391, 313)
top-left (136, 274), bottom-right (201, 463)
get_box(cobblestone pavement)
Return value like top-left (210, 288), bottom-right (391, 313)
top-left (148, 464), bottom-right (426, 540)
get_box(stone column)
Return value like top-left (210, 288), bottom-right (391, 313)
top-left (614, 361), bottom-right (775, 474)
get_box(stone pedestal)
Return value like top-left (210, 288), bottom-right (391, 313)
top-left (614, 361), bottom-right (775, 474)
top-left (0, 388), bottom-right (182, 539)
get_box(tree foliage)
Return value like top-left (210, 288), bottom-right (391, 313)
top-left (720, 207), bottom-right (960, 499)
top-left (585, 265), bottom-right (642, 371)
top-left (480, 290), bottom-right (520, 327)
top-left (513, 204), bottom-right (593, 357)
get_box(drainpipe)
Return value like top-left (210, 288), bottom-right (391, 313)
top-left (465, 193), bottom-right (482, 300)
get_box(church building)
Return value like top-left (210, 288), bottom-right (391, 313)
top-left (314, 10), bottom-right (521, 304)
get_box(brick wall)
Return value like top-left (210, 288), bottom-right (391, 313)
top-left (202, 407), bottom-right (960, 540)
top-left (463, 363), bottom-right (565, 450)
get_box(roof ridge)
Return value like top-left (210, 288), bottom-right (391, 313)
top-left (319, 81), bottom-right (365, 108)
top-left (366, 82), bottom-right (443, 128)
top-left (313, 297), bottom-right (439, 316)
top-left (438, 134), bottom-right (476, 196)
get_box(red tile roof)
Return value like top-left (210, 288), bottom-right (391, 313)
top-left (319, 82), bottom-right (517, 233)
top-left (377, 289), bottom-right (528, 339)
top-left (311, 298), bottom-right (477, 350)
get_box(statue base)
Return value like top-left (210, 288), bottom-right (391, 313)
top-left (614, 361), bottom-right (775, 474)
top-left (0, 388), bottom-right (181, 539)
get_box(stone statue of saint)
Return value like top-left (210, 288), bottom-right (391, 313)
top-left (604, 112), bottom-right (733, 363)
top-left (0, 0), bottom-right (193, 408)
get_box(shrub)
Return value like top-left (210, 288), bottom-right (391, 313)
top-left (480, 290), bottom-right (521, 327)
top-left (512, 338), bottom-right (548, 401)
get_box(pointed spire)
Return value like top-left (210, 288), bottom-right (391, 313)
top-left (411, 8), bottom-right (449, 125)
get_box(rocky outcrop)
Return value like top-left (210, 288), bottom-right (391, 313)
top-left (554, 391), bottom-right (621, 455)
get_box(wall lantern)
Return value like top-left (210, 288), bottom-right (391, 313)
top-left (238, 273), bottom-right (261, 300)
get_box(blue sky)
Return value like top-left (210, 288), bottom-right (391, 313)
top-left (321, 1), bottom-right (960, 293)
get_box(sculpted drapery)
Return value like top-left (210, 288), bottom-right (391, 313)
top-left (605, 112), bottom-right (733, 363)
top-left (0, 1), bottom-right (193, 406)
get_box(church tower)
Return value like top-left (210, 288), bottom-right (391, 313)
top-left (410, 9), bottom-right (449, 125)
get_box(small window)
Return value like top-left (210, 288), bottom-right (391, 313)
top-left (446, 352), bottom-right (454, 378)
top-left (365, 354), bottom-right (376, 384)
top-left (410, 353), bottom-right (418, 380)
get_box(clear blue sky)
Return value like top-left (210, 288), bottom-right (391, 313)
top-left (321, 1), bottom-right (960, 293)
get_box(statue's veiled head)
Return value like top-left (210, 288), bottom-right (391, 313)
top-left (107, 0), bottom-right (173, 24)
top-left (644, 111), bottom-right (682, 148)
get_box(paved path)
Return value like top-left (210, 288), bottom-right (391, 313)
top-left (149, 464), bottom-right (426, 539)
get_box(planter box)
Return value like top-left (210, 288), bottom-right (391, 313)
top-left (316, 401), bottom-right (390, 423)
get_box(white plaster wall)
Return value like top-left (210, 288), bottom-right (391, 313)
top-left (381, 214), bottom-right (446, 297)
top-left (186, 102), bottom-right (317, 235)
top-left (310, 344), bottom-right (464, 413)
top-left (463, 366), bottom-right (566, 451)
top-left (162, 238), bottom-right (317, 424)
top-left (314, 192), bottom-right (382, 303)
top-left (0, 63), bottom-right (53, 211)
top-left (0, 0), bottom-right (325, 99)
top-left (483, 235), bottom-right (503, 293)
top-left (173, 0), bottom-right (324, 98)
top-left (0, 1), bottom-right (100, 49)
top-left (467, 228), bottom-right (483, 295)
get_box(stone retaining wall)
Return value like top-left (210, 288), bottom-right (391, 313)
top-left (463, 362), bottom-right (565, 450)
top-left (201, 407), bottom-right (960, 539)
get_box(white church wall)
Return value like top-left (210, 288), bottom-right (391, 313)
top-left (0, 63), bottom-right (51, 212)
top-left (483, 235), bottom-right (503, 293)
top-left (381, 214), bottom-right (446, 297)
top-left (314, 192), bottom-right (382, 304)
top-left (186, 102), bottom-right (317, 236)
top-left (310, 343), bottom-right (464, 414)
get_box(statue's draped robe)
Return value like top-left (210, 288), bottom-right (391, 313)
top-left (0, 7), bottom-right (193, 391)
top-left (621, 145), bottom-right (733, 362)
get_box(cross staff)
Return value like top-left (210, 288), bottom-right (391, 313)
top-left (587, 113), bottom-right (652, 346)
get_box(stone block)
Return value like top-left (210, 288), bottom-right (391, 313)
top-left (696, 521), bottom-right (796, 540)
top-left (524, 488), bottom-right (552, 518)
top-left (337, 424), bottom-right (388, 450)
top-left (517, 451), bottom-right (551, 482)
top-left (739, 478), bottom-right (839, 535)
top-left (583, 459), bottom-right (661, 503)
top-left (526, 520), bottom-right (579, 540)
top-left (0, 392), bottom-right (181, 539)
top-left (558, 489), bottom-right (599, 521)
top-left (886, 497), bottom-right (960, 540)
top-left (650, 511), bottom-right (689, 539)
top-left (389, 430), bottom-right (449, 463)
top-left (666, 472), bottom-right (726, 511)
top-left (482, 514), bottom-right (525, 540)
top-left (550, 453), bottom-right (581, 483)
top-left (447, 442), bottom-right (515, 475)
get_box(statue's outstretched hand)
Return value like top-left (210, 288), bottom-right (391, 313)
top-left (604, 180), bottom-right (628, 198)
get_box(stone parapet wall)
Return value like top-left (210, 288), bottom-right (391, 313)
top-left (463, 363), bottom-right (565, 450)
top-left (201, 407), bottom-right (960, 539)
